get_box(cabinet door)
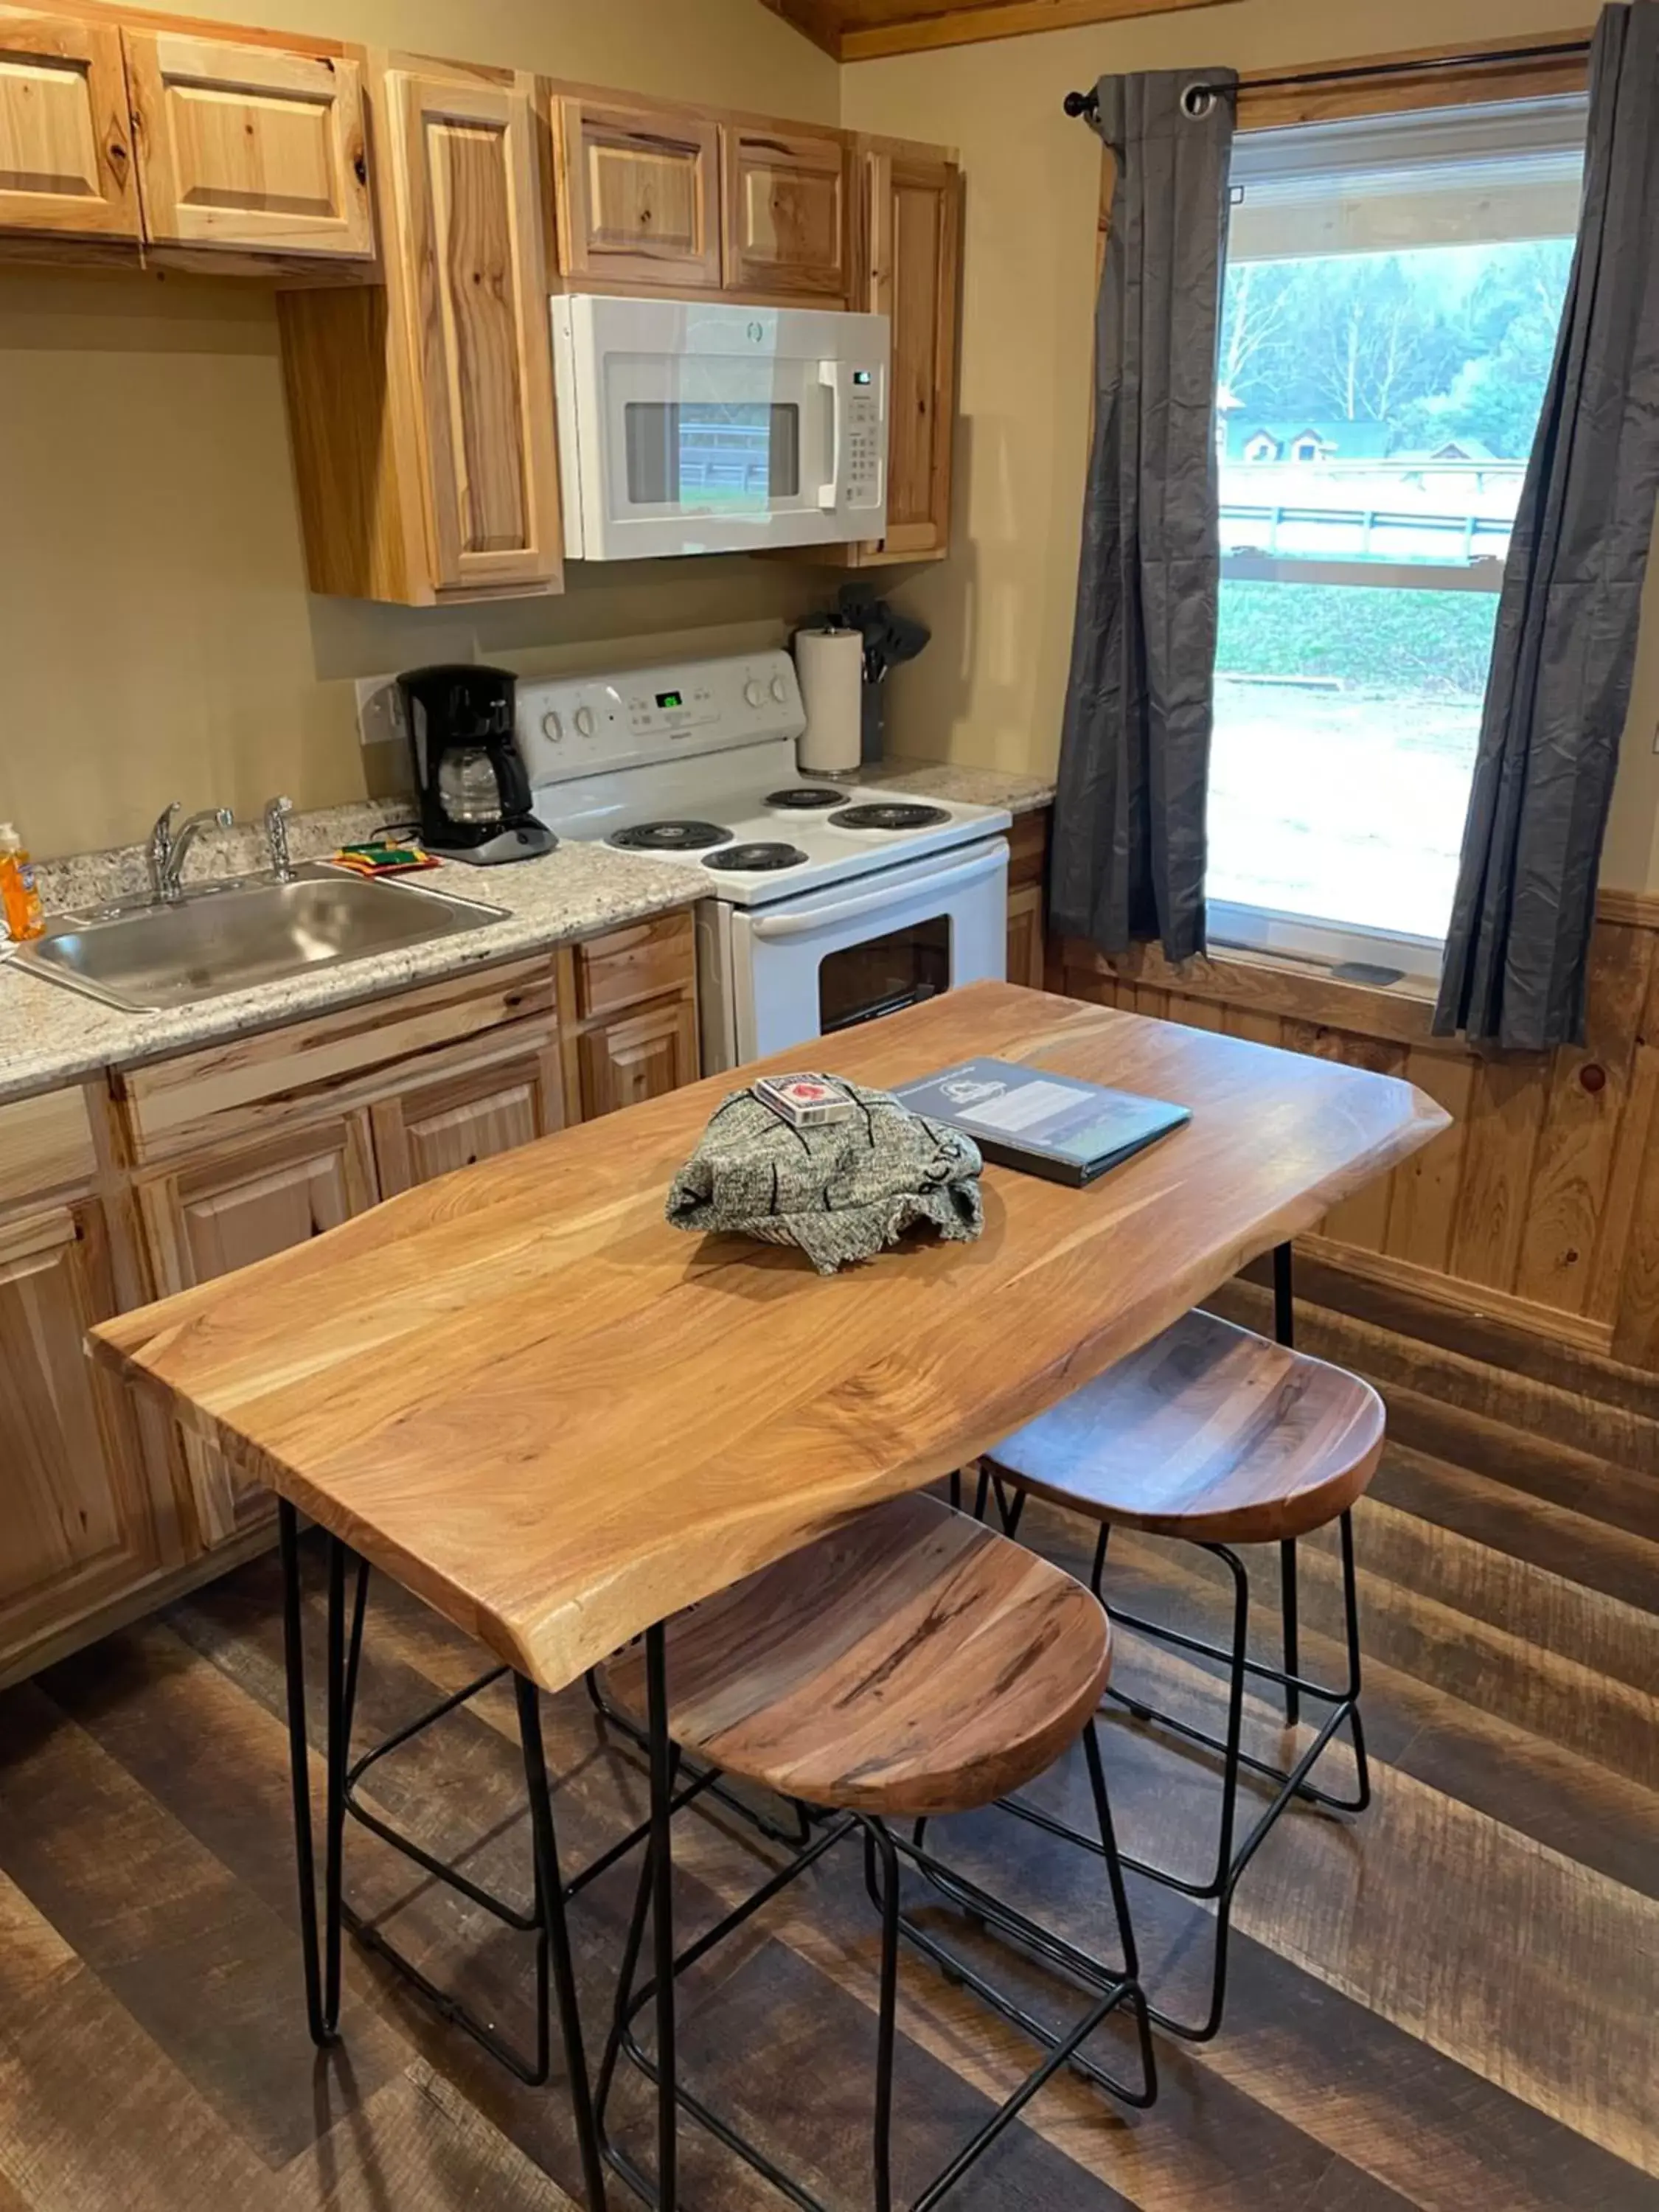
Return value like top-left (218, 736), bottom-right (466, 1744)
top-left (386, 66), bottom-right (562, 596)
top-left (863, 148), bottom-right (959, 558)
top-left (0, 1204), bottom-right (179, 1672)
top-left (578, 997), bottom-right (698, 1121)
top-left (136, 1115), bottom-right (378, 1543)
top-left (1006, 883), bottom-right (1045, 991)
top-left (555, 95), bottom-right (719, 291)
top-left (372, 1042), bottom-right (564, 1195)
top-left (0, 10), bottom-right (138, 240)
top-left (720, 125), bottom-right (849, 299)
top-left (123, 31), bottom-right (372, 260)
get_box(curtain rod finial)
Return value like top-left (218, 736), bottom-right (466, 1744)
top-left (1063, 88), bottom-right (1099, 119)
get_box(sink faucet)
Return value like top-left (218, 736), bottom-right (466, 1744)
top-left (147, 801), bottom-right (234, 904)
top-left (262, 794), bottom-right (296, 883)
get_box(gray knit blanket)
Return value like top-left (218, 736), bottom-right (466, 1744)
top-left (665, 1074), bottom-right (984, 1275)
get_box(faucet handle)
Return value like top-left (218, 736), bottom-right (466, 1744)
top-left (262, 793), bottom-right (296, 881)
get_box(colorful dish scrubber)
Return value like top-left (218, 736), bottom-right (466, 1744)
top-left (327, 842), bottom-right (441, 877)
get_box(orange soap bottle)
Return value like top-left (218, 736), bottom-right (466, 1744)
top-left (0, 822), bottom-right (44, 942)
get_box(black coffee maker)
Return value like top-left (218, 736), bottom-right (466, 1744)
top-left (398, 664), bottom-right (555, 866)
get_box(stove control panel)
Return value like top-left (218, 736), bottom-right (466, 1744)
top-left (518, 650), bottom-right (806, 785)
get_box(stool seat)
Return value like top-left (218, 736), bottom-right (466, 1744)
top-left (986, 1309), bottom-right (1384, 1545)
top-left (603, 1492), bottom-right (1110, 1818)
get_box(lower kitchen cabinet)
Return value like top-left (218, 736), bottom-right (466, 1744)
top-left (578, 995), bottom-right (700, 1119)
top-left (0, 1201), bottom-right (180, 1674)
top-left (134, 1113), bottom-right (380, 1541)
top-left (372, 1040), bottom-right (565, 1193)
top-left (1006, 884), bottom-right (1046, 990)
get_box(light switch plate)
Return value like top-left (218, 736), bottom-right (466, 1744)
top-left (355, 675), bottom-right (408, 749)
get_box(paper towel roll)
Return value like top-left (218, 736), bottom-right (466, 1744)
top-left (794, 628), bottom-right (863, 776)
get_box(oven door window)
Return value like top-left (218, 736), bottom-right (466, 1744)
top-left (818, 916), bottom-right (952, 1033)
top-left (625, 402), bottom-right (801, 512)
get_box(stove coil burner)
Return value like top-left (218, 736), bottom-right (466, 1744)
top-left (703, 841), bottom-right (809, 873)
top-left (609, 820), bottom-right (732, 852)
top-left (829, 801), bottom-right (951, 832)
top-left (765, 787), bottom-right (845, 810)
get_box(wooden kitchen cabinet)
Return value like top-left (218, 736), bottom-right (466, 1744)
top-left (135, 1113), bottom-right (378, 1540)
top-left (0, 1200), bottom-right (178, 1674)
top-left (1005, 807), bottom-right (1049, 990)
top-left (720, 123), bottom-right (849, 299)
top-left (123, 29), bottom-right (372, 260)
top-left (372, 1038), bottom-right (564, 1193)
top-left (553, 93), bottom-right (720, 291)
top-left (279, 54), bottom-right (560, 604)
top-left (578, 996), bottom-right (699, 1120)
top-left (0, 9), bottom-right (138, 242)
top-left (859, 142), bottom-right (959, 560)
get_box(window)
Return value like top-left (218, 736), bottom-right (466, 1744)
top-left (1208, 97), bottom-right (1586, 979)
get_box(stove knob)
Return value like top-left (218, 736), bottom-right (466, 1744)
top-left (769, 674), bottom-right (789, 704)
top-left (574, 706), bottom-right (596, 738)
top-left (540, 710), bottom-right (563, 742)
top-left (742, 678), bottom-right (765, 708)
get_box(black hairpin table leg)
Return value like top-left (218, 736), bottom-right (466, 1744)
top-left (278, 1500), bottom-right (343, 2048)
top-left (646, 1622), bottom-right (678, 2211)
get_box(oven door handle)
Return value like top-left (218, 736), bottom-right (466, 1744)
top-left (746, 842), bottom-right (1009, 941)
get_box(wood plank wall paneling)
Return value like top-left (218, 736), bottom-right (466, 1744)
top-left (1056, 900), bottom-right (1659, 1374)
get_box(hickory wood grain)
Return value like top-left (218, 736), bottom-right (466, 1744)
top-left (91, 983), bottom-right (1446, 1695)
top-left (605, 1492), bottom-right (1111, 1816)
top-left (985, 1308), bottom-right (1385, 1545)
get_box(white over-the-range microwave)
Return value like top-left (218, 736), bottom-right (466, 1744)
top-left (550, 293), bottom-right (890, 560)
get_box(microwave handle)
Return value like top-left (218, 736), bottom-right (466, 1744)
top-left (816, 360), bottom-right (843, 512)
top-left (747, 843), bottom-right (1009, 941)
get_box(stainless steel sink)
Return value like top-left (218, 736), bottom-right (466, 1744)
top-left (17, 863), bottom-right (511, 1013)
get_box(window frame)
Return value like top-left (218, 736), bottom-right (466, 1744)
top-left (1206, 53), bottom-right (1588, 980)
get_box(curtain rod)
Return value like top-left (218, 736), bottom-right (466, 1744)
top-left (1061, 39), bottom-right (1593, 121)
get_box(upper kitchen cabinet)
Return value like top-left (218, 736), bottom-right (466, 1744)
top-left (721, 123), bottom-right (850, 299)
top-left (554, 93), bottom-right (720, 291)
top-left (122, 29), bottom-right (373, 261)
top-left (0, 9), bottom-right (138, 243)
top-left (858, 140), bottom-right (959, 560)
top-left (279, 54), bottom-right (562, 605)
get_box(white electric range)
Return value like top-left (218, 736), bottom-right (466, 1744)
top-left (516, 649), bottom-right (1011, 1069)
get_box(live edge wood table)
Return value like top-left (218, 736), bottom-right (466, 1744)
top-left (91, 981), bottom-right (1447, 2211)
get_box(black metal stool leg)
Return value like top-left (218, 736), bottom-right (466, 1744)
top-left (277, 1500), bottom-right (340, 2049)
top-left (869, 1825), bottom-right (901, 2212)
top-left (518, 1675), bottom-right (609, 2212)
top-left (1272, 1240), bottom-right (1302, 1725)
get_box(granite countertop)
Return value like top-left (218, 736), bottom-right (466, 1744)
top-left (864, 758), bottom-right (1055, 816)
top-left (0, 804), bottom-right (701, 1108)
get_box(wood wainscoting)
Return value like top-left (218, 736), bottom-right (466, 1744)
top-left (1054, 896), bottom-right (1659, 1404)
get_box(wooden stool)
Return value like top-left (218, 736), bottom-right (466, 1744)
top-left (598, 1490), bottom-right (1156, 2212)
top-left (979, 1304), bottom-right (1384, 2042)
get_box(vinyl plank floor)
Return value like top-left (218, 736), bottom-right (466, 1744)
top-left (0, 1413), bottom-right (1655, 2211)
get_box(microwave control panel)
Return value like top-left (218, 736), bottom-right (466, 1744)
top-left (830, 360), bottom-right (887, 512)
top-left (518, 650), bottom-right (806, 785)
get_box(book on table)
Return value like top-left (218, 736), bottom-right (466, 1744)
top-left (892, 1058), bottom-right (1190, 1187)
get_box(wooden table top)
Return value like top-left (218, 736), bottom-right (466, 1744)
top-left (91, 983), bottom-right (1447, 1694)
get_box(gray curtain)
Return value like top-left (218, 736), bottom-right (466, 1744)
top-left (1435, 3), bottom-right (1659, 1051)
top-left (1050, 69), bottom-right (1237, 962)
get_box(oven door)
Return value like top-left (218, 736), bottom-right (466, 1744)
top-left (718, 838), bottom-right (1009, 1068)
top-left (552, 294), bottom-right (888, 560)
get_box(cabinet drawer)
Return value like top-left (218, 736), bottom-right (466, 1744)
top-left (576, 911), bottom-right (695, 1019)
top-left (0, 1085), bottom-right (97, 1208)
top-left (119, 958), bottom-right (555, 1161)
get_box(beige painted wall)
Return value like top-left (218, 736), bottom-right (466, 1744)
top-left (841, 0), bottom-right (1659, 894)
top-left (0, 0), bottom-right (840, 860)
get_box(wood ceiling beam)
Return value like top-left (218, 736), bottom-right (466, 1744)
top-left (760, 0), bottom-right (1237, 66)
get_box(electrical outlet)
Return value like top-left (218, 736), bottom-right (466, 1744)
top-left (355, 675), bottom-right (408, 749)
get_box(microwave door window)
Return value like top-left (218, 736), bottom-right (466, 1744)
top-left (623, 401), bottom-right (801, 512)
